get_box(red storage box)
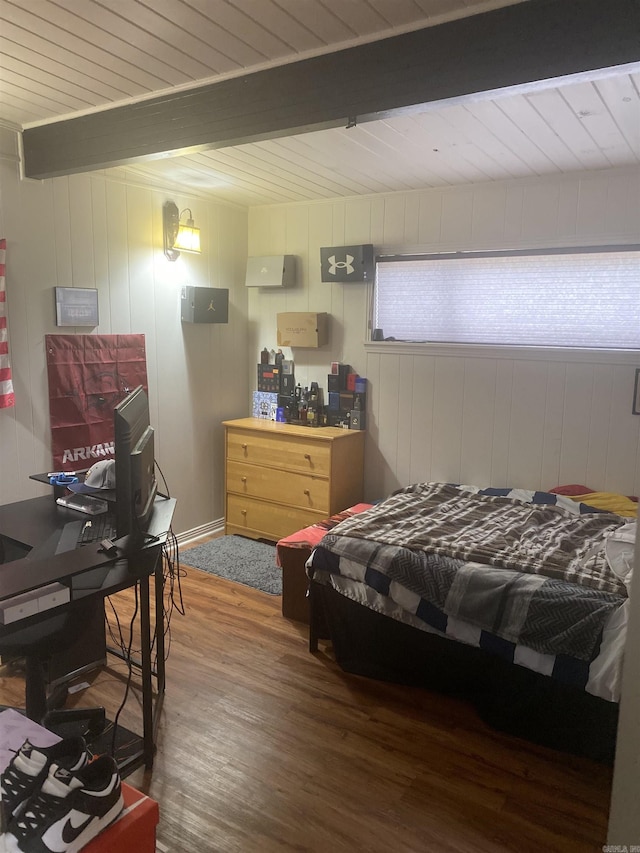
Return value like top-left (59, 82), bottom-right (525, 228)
top-left (84, 781), bottom-right (158, 853)
top-left (0, 709), bottom-right (158, 852)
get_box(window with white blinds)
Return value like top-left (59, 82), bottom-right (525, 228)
top-left (374, 248), bottom-right (640, 349)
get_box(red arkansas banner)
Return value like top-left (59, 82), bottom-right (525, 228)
top-left (0, 238), bottom-right (15, 409)
top-left (45, 334), bottom-right (148, 470)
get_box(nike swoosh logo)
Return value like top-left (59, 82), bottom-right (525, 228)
top-left (61, 814), bottom-right (93, 844)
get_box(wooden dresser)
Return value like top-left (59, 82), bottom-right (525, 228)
top-left (223, 418), bottom-right (365, 542)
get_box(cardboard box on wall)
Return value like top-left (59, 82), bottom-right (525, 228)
top-left (277, 313), bottom-right (329, 348)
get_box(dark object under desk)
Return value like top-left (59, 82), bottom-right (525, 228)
top-left (0, 493), bottom-right (176, 775)
top-left (0, 496), bottom-right (106, 685)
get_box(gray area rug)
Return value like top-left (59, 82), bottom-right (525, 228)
top-left (180, 535), bottom-right (281, 595)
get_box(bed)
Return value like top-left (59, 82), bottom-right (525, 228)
top-left (306, 482), bottom-right (635, 763)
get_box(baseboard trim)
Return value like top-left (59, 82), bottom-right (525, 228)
top-left (175, 517), bottom-right (225, 548)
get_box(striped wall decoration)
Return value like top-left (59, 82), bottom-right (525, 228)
top-left (0, 238), bottom-right (15, 409)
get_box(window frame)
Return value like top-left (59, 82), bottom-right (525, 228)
top-left (371, 244), bottom-right (640, 354)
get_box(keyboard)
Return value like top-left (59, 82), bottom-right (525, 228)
top-left (55, 516), bottom-right (117, 555)
top-left (77, 515), bottom-right (117, 545)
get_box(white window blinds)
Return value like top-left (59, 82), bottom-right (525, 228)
top-left (374, 249), bottom-right (640, 349)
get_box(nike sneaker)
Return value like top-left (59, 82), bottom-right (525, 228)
top-left (0, 737), bottom-right (89, 829)
top-left (3, 754), bottom-right (123, 853)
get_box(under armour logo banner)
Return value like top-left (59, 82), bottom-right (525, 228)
top-left (328, 254), bottom-right (355, 276)
top-left (320, 244), bottom-right (374, 283)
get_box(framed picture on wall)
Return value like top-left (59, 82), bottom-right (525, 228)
top-left (55, 287), bottom-right (99, 327)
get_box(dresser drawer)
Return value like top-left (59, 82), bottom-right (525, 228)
top-left (226, 460), bottom-right (329, 511)
top-left (227, 494), bottom-right (324, 541)
top-left (223, 418), bottom-right (364, 545)
top-left (226, 428), bottom-right (331, 476)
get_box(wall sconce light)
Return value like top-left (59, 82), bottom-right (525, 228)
top-left (163, 201), bottom-right (201, 261)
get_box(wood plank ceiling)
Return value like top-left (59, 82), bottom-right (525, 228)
top-left (1, 0), bottom-right (639, 206)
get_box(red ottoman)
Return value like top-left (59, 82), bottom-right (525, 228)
top-left (276, 503), bottom-right (373, 623)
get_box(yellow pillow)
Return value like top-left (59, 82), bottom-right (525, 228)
top-left (568, 492), bottom-right (637, 517)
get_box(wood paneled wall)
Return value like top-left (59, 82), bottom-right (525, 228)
top-left (0, 128), bottom-right (249, 535)
top-left (363, 346), bottom-right (640, 500)
top-left (248, 166), bottom-right (640, 501)
top-left (2, 124), bottom-right (640, 527)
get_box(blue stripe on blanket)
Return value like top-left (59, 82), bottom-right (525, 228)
top-left (365, 566), bottom-right (390, 596)
top-left (552, 654), bottom-right (590, 689)
top-left (478, 488), bottom-right (561, 506)
top-left (416, 599), bottom-right (448, 633)
top-left (479, 631), bottom-right (516, 661)
top-left (310, 545), bottom-right (342, 574)
top-left (477, 486), bottom-right (606, 514)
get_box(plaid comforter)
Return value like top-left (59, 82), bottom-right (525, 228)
top-left (310, 483), bottom-right (627, 661)
top-left (323, 483), bottom-right (627, 594)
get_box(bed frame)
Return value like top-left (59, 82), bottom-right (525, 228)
top-left (309, 580), bottom-right (618, 764)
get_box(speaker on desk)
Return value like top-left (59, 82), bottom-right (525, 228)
top-left (46, 600), bottom-right (106, 687)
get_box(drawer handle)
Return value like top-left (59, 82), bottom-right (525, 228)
top-left (241, 443), bottom-right (248, 451)
top-left (241, 477), bottom-right (247, 483)
top-left (304, 453), bottom-right (311, 460)
top-left (303, 489), bottom-right (310, 497)
top-left (241, 509), bottom-right (247, 516)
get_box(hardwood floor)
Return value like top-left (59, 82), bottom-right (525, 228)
top-left (0, 563), bottom-right (613, 852)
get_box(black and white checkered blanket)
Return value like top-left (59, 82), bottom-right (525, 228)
top-left (309, 483), bottom-right (627, 661)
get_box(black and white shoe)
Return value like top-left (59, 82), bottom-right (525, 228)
top-left (1, 737), bottom-right (89, 828)
top-left (3, 755), bottom-right (123, 853)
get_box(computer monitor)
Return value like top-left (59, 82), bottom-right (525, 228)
top-left (114, 385), bottom-right (158, 540)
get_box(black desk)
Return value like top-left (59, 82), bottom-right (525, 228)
top-left (0, 493), bottom-right (176, 775)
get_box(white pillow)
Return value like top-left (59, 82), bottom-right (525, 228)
top-left (605, 522), bottom-right (636, 593)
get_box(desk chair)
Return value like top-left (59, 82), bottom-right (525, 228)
top-left (0, 599), bottom-right (106, 739)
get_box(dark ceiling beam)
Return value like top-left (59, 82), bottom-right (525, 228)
top-left (22, 0), bottom-right (640, 180)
